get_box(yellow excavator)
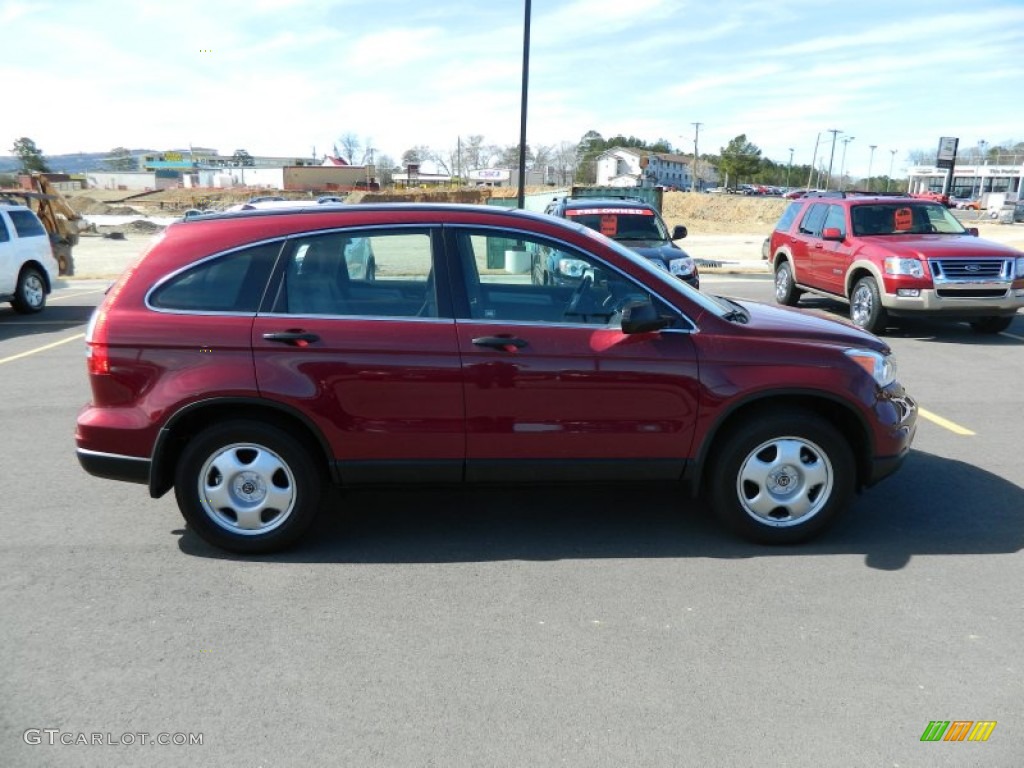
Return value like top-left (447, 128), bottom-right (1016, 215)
top-left (0, 173), bottom-right (83, 275)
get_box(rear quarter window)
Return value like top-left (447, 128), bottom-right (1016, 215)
top-left (0, 214), bottom-right (10, 243)
top-left (774, 202), bottom-right (803, 232)
top-left (7, 210), bottom-right (46, 238)
top-left (149, 241), bottom-right (280, 312)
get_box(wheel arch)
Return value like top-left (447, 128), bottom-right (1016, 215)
top-left (845, 260), bottom-right (884, 299)
top-left (686, 391), bottom-right (873, 498)
top-left (19, 260), bottom-right (53, 293)
top-left (149, 397), bottom-right (336, 498)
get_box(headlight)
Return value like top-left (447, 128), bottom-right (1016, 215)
top-left (1014, 256), bottom-right (1024, 278)
top-left (845, 348), bottom-right (898, 387)
top-left (884, 257), bottom-right (924, 278)
top-left (556, 258), bottom-right (588, 277)
top-left (669, 257), bottom-right (695, 276)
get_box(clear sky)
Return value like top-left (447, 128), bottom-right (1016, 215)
top-left (2, 0), bottom-right (1022, 177)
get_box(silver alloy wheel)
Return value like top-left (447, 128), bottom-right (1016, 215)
top-left (197, 442), bottom-right (297, 536)
top-left (735, 436), bottom-right (834, 527)
top-left (22, 272), bottom-right (45, 309)
top-left (774, 264), bottom-right (791, 302)
top-left (850, 282), bottom-right (873, 327)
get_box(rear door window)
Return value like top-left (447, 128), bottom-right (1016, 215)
top-left (798, 203), bottom-right (829, 237)
top-left (0, 214), bottom-right (9, 243)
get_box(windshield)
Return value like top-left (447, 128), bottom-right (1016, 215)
top-left (565, 207), bottom-right (670, 242)
top-left (850, 202), bottom-right (967, 236)
top-left (570, 220), bottom-right (735, 319)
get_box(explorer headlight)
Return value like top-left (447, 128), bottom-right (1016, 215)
top-left (884, 257), bottom-right (924, 278)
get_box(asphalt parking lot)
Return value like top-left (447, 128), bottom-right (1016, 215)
top-left (1, 280), bottom-right (1022, 767)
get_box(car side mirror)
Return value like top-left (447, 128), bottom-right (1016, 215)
top-left (967, 227), bottom-right (979, 237)
top-left (621, 301), bottom-right (671, 334)
top-left (821, 227), bottom-right (844, 241)
top-left (672, 224), bottom-right (688, 240)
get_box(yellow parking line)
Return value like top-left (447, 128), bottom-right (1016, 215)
top-left (0, 333), bottom-right (85, 365)
top-left (918, 407), bottom-right (975, 436)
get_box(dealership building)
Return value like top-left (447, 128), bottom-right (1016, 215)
top-left (908, 162), bottom-right (1023, 201)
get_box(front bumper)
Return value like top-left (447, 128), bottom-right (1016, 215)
top-left (865, 387), bottom-right (917, 487)
top-left (881, 285), bottom-right (1024, 316)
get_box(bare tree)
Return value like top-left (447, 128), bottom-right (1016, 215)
top-left (553, 141), bottom-right (579, 184)
top-left (338, 133), bottom-right (361, 164)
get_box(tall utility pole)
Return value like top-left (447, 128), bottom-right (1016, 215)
top-left (839, 136), bottom-right (855, 190)
top-left (866, 145), bottom-right (877, 192)
top-left (807, 132), bottom-right (821, 190)
top-left (825, 129), bottom-right (841, 190)
top-left (976, 139), bottom-right (988, 197)
top-left (786, 147), bottom-right (794, 188)
top-left (516, 0), bottom-right (532, 209)
top-left (690, 122), bottom-right (702, 192)
top-left (886, 149), bottom-right (897, 192)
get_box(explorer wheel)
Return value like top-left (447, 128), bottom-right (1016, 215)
top-left (11, 267), bottom-right (46, 314)
top-left (850, 276), bottom-right (888, 334)
top-left (174, 421), bottom-right (323, 554)
top-left (709, 410), bottom-right (855, 544)
top-left (969, 316), bottom-right (1013, 334)
top-left (774, 260), bottom-right (801, 306)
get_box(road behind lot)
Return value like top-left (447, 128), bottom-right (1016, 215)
top-left (0, 282), bottom-right (1022, 767)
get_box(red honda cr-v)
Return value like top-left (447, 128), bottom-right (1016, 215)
top-left (76, 204), bottom-right (917, 553)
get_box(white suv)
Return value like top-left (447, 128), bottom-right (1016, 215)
top-left (0, 202), bottom-right (59, 313)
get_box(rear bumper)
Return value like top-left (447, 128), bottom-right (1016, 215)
top-left (76, 448), bottom-right (150, 485)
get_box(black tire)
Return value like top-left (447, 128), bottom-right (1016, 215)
top-left (174, 421), bottom-right (323, 554)
top-left (969, 316), bottom-right (1013, 334)
top-left (849, 275), bottom-right (888, 334)
top-left (774, 259), bottom-right (801, 306)
top-left (709, 410), bottom-right (855, 544)
top-left (11, 267), bottom-right (47, 314)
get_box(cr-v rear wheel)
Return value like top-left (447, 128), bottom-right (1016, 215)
top-left (174, 421), bottom-right (322, 553)
top-left (709, 410), bottom-right (855, 544)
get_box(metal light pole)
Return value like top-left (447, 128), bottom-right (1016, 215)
top-left (516, 0), bottom-right (532, 209)
top-left (786, 148), bottom-right (794, 188)
top-left (825, 129), bottom-right (841, 190)
top-left (866, 145), bottom-right (877, 192)
top-left (691, 122), bottom-right (702, 192)
top-left (886, 149), bottom-right (897, 192)
top-left (839, 136), bottom-right (855, 190)
top-left (976, 139), bottom-right (987, 198)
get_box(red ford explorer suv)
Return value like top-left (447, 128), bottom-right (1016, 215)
top-left (767, 193), bottom-right (1024, 334)
top-left (76, 204), bottom-right (917, 553)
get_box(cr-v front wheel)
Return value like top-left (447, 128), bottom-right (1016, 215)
top-left (174, 421), bottom-right (323, 553)
top-left (709, 410), bottom-right (855, 544)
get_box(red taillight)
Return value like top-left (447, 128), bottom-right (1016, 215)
top-left (85, 304), bottom-right (110, 375)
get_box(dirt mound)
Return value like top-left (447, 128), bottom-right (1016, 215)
top-left (97, 220), bottom-right (165, 235)
top-left (662, 192), bottom-right (787, 235)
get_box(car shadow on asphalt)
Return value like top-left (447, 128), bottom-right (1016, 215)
top-left (176, 450), bottom-right (1023, 571)
top-left (796, 298), bottom-right (1022, 343)
top-left (0, 304), bottom-right (95, 342)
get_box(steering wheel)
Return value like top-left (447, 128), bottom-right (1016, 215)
top-left (563, 275), bottom-right (593, 320)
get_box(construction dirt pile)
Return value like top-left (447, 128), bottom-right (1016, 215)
top-left (662, 192), bottom-right (788, 235)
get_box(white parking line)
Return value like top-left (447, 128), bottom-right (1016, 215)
top-left (47, 289), bottom-right (106, 302)
top-left (1001, 332), bottom-right (1024, 342)
top-left (0, 333), bottom-right (85, 365)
